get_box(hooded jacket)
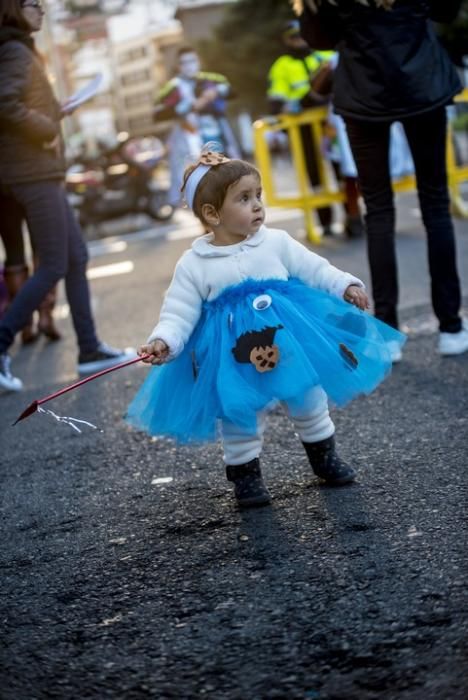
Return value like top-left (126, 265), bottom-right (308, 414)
top-left (299, 0), bottom-right (463, 122)
top-left (0, 26), bottom-right (65, 185)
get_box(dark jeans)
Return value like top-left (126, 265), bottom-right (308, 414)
top-left (345, 107), bottom-right (461, 332)
top-left (0, 180), bottom-right (99, 354)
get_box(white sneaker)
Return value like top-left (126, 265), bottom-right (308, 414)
top-left (438, 324), bottom-right (468, 356)
top-left (386, 340), bottom-right (403, 364)
top-left (0, 353), bottom-right (23, 392)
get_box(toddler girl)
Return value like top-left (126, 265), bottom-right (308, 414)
top-left (126, 150), bottom-right (406, 507)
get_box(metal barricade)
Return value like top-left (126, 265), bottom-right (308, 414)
top-left (448, 87), bottom-right (468, 218)
top-left (253, 88), bottom-right (468, 243)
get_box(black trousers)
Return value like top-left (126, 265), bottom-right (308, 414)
top-left (0, 180), bottom-right (99, 354)
top-left (0, 195), bottom-right (27, 267)
top-left (345, 107), bottom-right (461, 332)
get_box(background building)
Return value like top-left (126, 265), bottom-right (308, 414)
top-left (111, 26), bottom-right (182, 137)
top-left (175, 0), bottom-right (237, 42)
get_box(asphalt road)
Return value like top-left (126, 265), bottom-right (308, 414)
top-left (1, 195), bottom-right (467, 699)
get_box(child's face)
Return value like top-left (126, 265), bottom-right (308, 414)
top-left (215, 174), bottom-right (264, 244)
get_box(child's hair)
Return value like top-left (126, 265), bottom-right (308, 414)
top-left (182, 158), bottom-right (261, 225)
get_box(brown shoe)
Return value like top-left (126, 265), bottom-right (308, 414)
top-left (38, 287), bottom-right (61, 341)
top-left (4, 264), bottom-right (39, 344)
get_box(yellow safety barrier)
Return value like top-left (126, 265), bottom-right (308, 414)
top-left (253, 87), bottom-right (468, 243)
top-left (449, 87), bottom-right (468, 218)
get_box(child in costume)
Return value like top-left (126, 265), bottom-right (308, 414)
top-left (126, 150), bottom-right (406, 508)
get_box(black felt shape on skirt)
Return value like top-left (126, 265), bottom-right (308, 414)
top-left (232, 325), bottom-right (283, 363)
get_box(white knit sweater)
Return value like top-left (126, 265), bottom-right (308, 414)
top-left (148, 225), bottom-right (364, 358)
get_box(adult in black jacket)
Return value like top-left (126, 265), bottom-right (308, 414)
top-left (297, 0), bottom-right (467, 360)
top-left (0, 0), bottom-right (135, 392)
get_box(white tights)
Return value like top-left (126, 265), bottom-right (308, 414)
top-left (221, 386), bottom-right (334, 465)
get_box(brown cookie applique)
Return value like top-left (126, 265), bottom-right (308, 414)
top-left (232, 325), bottom-right (283, 373)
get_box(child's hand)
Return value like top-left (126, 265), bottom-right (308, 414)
top-left (344, 284), bottom-right (369, 310)
top-left (138, 339), bottom-right (169, 365)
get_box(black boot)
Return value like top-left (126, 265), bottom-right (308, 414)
top-left (226, 458), bottom-right (272, 508)
top-left (303, 436), bottom-right (356, 485)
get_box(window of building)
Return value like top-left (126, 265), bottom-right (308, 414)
top-left (128, 115), bottom-right (152, 131)
top-left (124, 92), bottom-right (152, 109)
top-left (120, 69), bottom-right (151, 86)
top-left (119, 46), bottom-right (148, 64)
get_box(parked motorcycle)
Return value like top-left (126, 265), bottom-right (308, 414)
top-left (66, 134), bottom-right (174, 234)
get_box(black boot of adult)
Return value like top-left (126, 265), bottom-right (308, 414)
top-left (318, 206), bottom-right (334, 237)
top-left (226, 458), bottom-right (272, 508)
top-left (302, 436), bottom-right (356, 485)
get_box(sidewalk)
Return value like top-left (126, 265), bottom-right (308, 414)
top-left (0, 194), bottom-right (467, 699)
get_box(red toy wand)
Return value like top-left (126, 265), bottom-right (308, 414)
top-left (13, 353), bottom-right (151, 426)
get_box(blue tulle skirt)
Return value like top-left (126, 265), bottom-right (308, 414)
top-left (126, 278), bottom-right (406, 443)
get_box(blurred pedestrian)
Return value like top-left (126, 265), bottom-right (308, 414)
top-left (0, 265), bottom-right (8, 321)
top-left (1, 197), bottom-right (61, 343)
top-left (296, 0), bottom-right (468, 360)
top-left (0, 0), bottom-right (135, 393)
top-left (154, 46), bottom-right (241, 210)
top-left (126, 148), bottom-right (406, 508)
top-left (267, 19), bottom-right (363, 237)
top-left (1, 198), bottom-right (39, 344)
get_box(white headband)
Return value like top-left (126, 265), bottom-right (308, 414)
top-left (184, 163), bottom-right (211, 209)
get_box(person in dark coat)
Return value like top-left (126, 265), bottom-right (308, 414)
top-left (296, 0), bottom-right (467, 361)
top-left (0, 0), bottom-right (135, 393)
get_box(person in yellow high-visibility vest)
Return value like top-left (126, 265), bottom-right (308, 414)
top-left (267, 20), bottom-right (363, 237)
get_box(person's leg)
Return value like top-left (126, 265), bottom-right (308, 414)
top-left (0, 194), bottom-right (38, 343)
top-left (300, 123), bottom-right (333, 232)
top-left (285, 385), bottom-right (334, 442)
top-left (0, 182), bottom-right (69, 354)
top-left (167, 130), bottom-right (184, 208)
top-left (285, 386), bottom-right (356, 484)
top-left (345, 118), bottom-right (398, 328)
top-left (167, 126), bottom-right (201, 208)
top-left (222, 413), bottom-right (272, 507)
top-left (0, 182), bottom-right (133, 387)
top-left (0, 193), bottom-right (26, 267)
top-left (60, 191), bottom-right (137, 372)
top-left (60, 191), bottom-right (100, 354)
top-left (328, 160), bottom-right (363, 237)
top-left (61, 189), bottom-right (137, 371)
top-left (35, 264), bottom-right (62, 341)
top-left (402, 107), bottom-right (462, 333)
